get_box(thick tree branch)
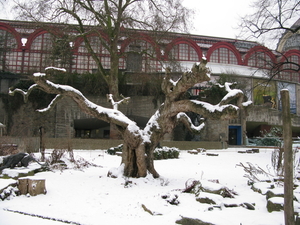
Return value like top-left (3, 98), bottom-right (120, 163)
top-left (176, 112), bottom-right (205, 133)
top-left (162, 58), bottom-right (211, 102)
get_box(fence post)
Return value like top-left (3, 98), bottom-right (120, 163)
top-left (281, 89), bottom-right (294, 225)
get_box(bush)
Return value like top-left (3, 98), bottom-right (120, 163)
top-left (107, 145), bottom-right (180, 160)
top-left (107, 144), bottom-right (123, 155)
top-left (153, 147), bottom-right (180, 160)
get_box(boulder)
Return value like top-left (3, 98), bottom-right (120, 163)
top-left (176, 217), bottom-right (215, 225)
top-left (267, 197), bottom-right (284, 212)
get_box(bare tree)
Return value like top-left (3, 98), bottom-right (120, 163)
top-left (240, 2), bottom-right (299, 223)
top-left (240, 0), bottom-right (300, 43)
top-left (9, 60), bottom-right (251, 178)
top-left (13, 0), bottom-right (194, 98)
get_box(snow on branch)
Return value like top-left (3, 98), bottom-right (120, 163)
top-left (9, 67), bottom-right (135, 129)
top-left (162, 60), bottom-right (210, 101)
top-left (176, 112), bottom-right (205, 133)
top-left (9, 84), bottom-right (39, 103)
top-left (37, 94), bottom-right (64, 113)
top-left (217, 82), bottom-right (252, 107)
top-left (107, 94), bottom-right (130, 110)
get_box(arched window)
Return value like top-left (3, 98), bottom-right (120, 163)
top-left (247, 52), bottom-right (273, 69)
top-left (28, 32), bottom-right (53, 72)
top-left (280, 51), bottom-right (300, 83)
top-left (244, 46), bottom-right (275, 69)
top-left (169, 43), bottom-right (199, 61)
top-left (0, 29), bottom-right (19, 72)
top-left (210, 47), bottom-right (238, 64)
top-left (124, 39), bottom-right (161, 73)
top-left (76, 36), bottom-right (110, 73)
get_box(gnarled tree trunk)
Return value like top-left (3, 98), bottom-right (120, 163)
top-left (9, 60), bottom-right (251, 178)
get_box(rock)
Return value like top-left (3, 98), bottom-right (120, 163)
top-left (266, 190), bottom-right (284, 200)
top-left (206, 153), bottom-right (218, 156)
top-left (243, 202), bottom-right (255, 210)
top-left (188, 150), bottom-right (198, 155)
top-left (238, 151), bottom-right (247, 154)
top-left (161, 192), bottom-right (180, 205)
top-left (197, 148), bottom-right (206, 153)
top-left (224, 203), bottom-right (239, 208)
top-left (176, 216), bottom-right (215, 225)
top-left (267, 197), bottom-right (284, 212)
top-left (196, 196), bottom-right (216, 204)
top-left (141, 204), bottom-right (162, 216)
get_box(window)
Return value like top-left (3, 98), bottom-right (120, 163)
top-left (0, 29), bottom-right (19, 72)
top-left (125, 40), bottom-right (161, 73)
top-left (28, 33), bottom-right (53, 72)
top-left (76, 36), bottom-right (111, 73)
top-left (210, 47), bottom-right (238, 64)
top-left (280, 54), bottom-right (300, 83)
top-left (169, 43), bottom-right (198, 61)
top-left (247, 51), bottom-right (272, 69)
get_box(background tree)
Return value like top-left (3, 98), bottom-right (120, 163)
top-left (240, 0), bottom-right (299, 43)
top-left (240, 0), bottom-right (300, 77)
top-left (13, 0), bottom-right (193, 98)
top-left (9, 61), bottom-right (251, 178)
top-left (240, 1), bottom-right (299, 223)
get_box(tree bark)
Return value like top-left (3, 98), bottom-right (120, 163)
top-left (281, 89), bottom-right (294, 225)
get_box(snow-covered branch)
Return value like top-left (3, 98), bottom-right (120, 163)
top-left (37, 94), bottom-right (64, 113)
top-left (162, 59), bottom-right (210, 102)
top-left (176, 112), bottom-right (205, 133)
top-left (107, 94), bottom-right (130, 110)
top-left (9, 84), bottom-right (39, 103)
top-left (217, 82), bottom-right (252, 107)
top-left (10, 67), bottom-right (135, 130)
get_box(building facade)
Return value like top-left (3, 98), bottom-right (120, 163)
top-left (1, 19), bottom-right (300, 145)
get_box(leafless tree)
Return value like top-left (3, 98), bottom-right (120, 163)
top-left (9, 60), bottom-right (251, 178)
top-left (240, 0), bottom-right (300, 43)
top-left (13, 0), bottom-right (194, 98)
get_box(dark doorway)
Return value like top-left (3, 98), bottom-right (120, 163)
top-left (228, 126), bottom-right (242, 145)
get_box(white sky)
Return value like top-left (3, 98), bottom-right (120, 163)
top-left (183, 0), bottom-right (254, 39)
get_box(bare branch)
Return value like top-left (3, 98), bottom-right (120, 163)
top-left (37, 94), bottom-right (64, 113)
top-left (9, 84), bottom-right (39, 103)
top-left (107, 94), bottom-right (130, 110)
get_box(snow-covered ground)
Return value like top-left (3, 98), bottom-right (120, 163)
top-left (0, 148), bottom-right (299, 225)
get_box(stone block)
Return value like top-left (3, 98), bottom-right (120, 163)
top-left (18, 177), bottom-right (46, 196)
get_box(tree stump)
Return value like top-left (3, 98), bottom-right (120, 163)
top-left (18, 177), bottom-right (46, 196)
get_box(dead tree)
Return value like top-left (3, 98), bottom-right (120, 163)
top-left (9, 59), bottom-right (251, 178)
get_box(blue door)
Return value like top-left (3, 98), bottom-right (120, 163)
top-left (229, 126), bottom-right (242, 145)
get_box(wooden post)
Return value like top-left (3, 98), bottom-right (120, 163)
top-left (281, 89), bottom-right (294, 225)
top-left (39, 126), bottom-right (45, 162)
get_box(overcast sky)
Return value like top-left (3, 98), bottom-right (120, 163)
top-left (183, 0), bottom-right (254, 39)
